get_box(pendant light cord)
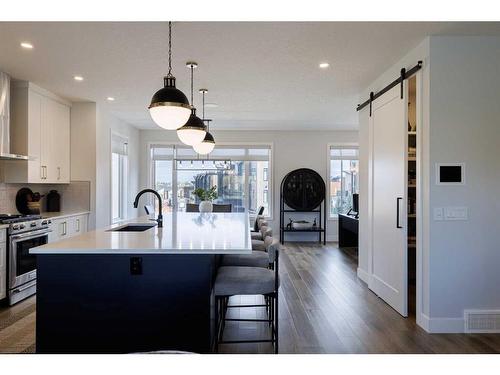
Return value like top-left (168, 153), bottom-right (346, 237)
top-left (167, 21), bottom-right (173, 77)
top-left (190, 64), bottom-right (194, 106)
top-left (202, 91), bottom-right (210, 131)
top-left (202, 90), bottom-right (205, 119)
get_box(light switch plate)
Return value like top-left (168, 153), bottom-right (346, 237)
top-left (433, 207), bottom-right (444, 221)
top-left (444, 207), bottom-right (468, 221)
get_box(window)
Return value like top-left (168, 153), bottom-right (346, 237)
top-left (111, 134), bottom-right (129, 223)
top-left (150, 145), bottom-right (174, 213)
top-left (150, 144), bottom-right (272, 217)
top-left (329, 145), bottom-right (359, 217)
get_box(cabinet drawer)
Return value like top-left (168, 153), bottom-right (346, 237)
top-left (0, 229), bottom-right (6, 243)
top-left (49, 219), bottom-right (69, 240)
top-left (68, 215), bottom-right (88, 237)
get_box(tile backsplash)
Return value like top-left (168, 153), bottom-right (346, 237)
top-left (0, 181), bottom-right (90, 214)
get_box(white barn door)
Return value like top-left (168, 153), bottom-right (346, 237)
top-left (369, 83), bottom-right (408, 317)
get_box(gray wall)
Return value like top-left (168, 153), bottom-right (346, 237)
top-left (427, 36), bottom-right (500, 325)
top-left (358, 36), bottom-right (500, 332)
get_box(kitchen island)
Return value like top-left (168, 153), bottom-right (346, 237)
top-left (31, 212), bottom-right (251, 354)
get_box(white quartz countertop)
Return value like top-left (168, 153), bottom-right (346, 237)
top-left (30, 212), bottom-right (252, 255)
top-left (42, 211), bottom-right (90, 220)
top-left (0, 211), bottom-right (91, 231)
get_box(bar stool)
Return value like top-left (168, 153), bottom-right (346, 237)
top-left (251, 218), bottom-right (268, 240)
top-left (252, 227), bottom-right (273, 251)
top-left (214, 239), bottom-right (280, 353)
top-left (250, 207), bottom-right (265, 232)
top-left (186, 203), bottom-right (199, 212)
top-left (222, 236), bottom-right (273, 268)
top-left (212, 204), bottom-right (232, 213)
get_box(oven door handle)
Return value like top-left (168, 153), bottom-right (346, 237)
top-left (10, 229), bottom-right (52, 241)
top-left (12, 282), bottom-right (36, 294)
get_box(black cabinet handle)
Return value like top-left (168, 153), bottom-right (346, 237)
top-left (396, 197), bottom-right (403, 228)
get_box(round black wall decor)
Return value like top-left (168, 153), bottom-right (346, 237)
top-left (281, 168), bottom-right (325, 211)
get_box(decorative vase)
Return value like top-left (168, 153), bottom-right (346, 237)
top-left (199, 201), bottom-right (213, 213)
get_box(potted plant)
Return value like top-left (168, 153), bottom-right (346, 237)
top-left (192, 186), bottom-right (218, 213)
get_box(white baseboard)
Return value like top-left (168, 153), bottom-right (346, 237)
top-left (357, 267), bottom-right (369, 284)
top-left (420, 313), bottom-right (464, 333)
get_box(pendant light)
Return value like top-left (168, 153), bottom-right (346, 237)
top-left (177, 62), bottom-right (207, 146)
top-left (193, 88), bottom-right (216, 155)
top-left (148, 22), bottom-right (191, 130)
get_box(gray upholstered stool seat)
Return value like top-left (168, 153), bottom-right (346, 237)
top-left (215, 266), bottom-right (279, 296)
top-left (251, 232), bottom-right (263, 240)
top-left (252, 234), bottom-right (273, 252)
top-left (222, 251), bottom-right (269, 268)
top-left (251, 239), bottom-right (266, 251)
top-left (252, 225), bottom-right (272, 243)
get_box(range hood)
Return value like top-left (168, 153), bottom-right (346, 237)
top-left (0, 72), bottom-right (29, 160)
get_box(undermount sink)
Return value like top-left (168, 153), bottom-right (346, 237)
top-left (109, 223), bottom-right (157, 232)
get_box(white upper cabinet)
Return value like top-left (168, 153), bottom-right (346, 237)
top-left (4, 82), bottom-right (71, 183)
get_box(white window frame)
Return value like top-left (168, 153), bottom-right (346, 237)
top-left (111, 132), bottom-right (129, 223)
top-left (147, 142), bottom-right (274, 220)
top-left (327, 142), bottom-right (359, 220)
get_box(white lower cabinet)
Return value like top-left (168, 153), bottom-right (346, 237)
top-left (0, 231), bottom-right (6, 300)
top-left (48, 214), bottom-right (89, 243)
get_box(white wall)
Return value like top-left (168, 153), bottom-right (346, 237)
top-left (139, 129), bottom-right (358, 241)
top-left (96, 108), bottom-right (140, 229)
top-left (70, 103), bottom-right (140, 229)
top-left (70, 103), bottom-right (97, 228)
top-left (426, 36), bottom-right (500, 330)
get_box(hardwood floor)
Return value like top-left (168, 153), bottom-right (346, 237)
top-left (1, 242), bottom-right (499, 354)
top-left (0, 295), bottom-right (36, 353)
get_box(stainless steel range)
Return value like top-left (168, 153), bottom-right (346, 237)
top-left (1, 214), bottom-right (52, 305)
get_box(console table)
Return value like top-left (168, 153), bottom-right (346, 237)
top-left (338, 214), bottom-right (359, 248)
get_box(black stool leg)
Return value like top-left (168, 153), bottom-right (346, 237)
top-left (214, 296), bottom-right (219, 353)
top-left (275, 292), bottom-right (279, 354)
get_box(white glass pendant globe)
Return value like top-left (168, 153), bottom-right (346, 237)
top-left (149, 105), bottom-right (191, 130)
top-left (177, 128), bottom-right (206, 146)
top-left (193, 140), bottom-right (215, 155)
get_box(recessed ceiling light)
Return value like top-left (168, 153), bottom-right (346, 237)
top-left (20, 42), bottom-right (34, 49)
top-left (107, 97), bottom-right (115, 101)
top-left (319, 62), bottom-right (330, 69)
top-left (73, 75), bottom-right (84, 81)
top-left (205, 103), bottom-right (218, 108)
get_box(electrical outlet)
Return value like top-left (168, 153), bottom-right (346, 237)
top-left (433, 207), bottom-right (444, 221)
top-left (130, 257), bottom-right (143, 275)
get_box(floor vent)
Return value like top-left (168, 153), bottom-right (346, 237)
top-left (464, 310), bottom-right (500, 333)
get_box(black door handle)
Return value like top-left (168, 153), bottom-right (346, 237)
top-left (396, 197), bottom-right (403, 228)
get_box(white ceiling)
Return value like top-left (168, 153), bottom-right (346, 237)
top-left (1, 22), bottom-right (500, 130)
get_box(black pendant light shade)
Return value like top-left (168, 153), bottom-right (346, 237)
top-left (177, 107), bottom-right (207, 146)
top-left (202, 131), bottom-right (215, 144)
top-left (148, 22), bottom-right (191, 130)
top-left (149, 76), bottom-right (191, 130)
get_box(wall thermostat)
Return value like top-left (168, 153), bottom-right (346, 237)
top-left (436, 163), bottom-right (465, 185)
